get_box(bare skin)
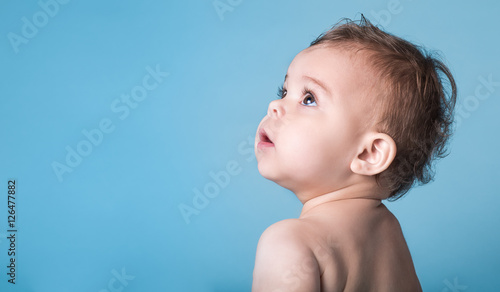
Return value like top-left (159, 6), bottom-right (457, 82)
top-left (252, 193), bottom-right (422, 292)
top-left (252, 45), bottom-right (422, 291)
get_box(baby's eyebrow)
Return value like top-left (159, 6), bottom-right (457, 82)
top-left (304, 76), bottom-right (330, 95)
top-left (284, 74), bottom-right (331, 96)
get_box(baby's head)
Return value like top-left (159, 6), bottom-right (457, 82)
top-left (255, 16), bottom-right (457, 202)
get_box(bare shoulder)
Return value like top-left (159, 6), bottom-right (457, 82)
top-left (258, 218), bottom-right (309, 244)
top-left (255, 219), bottom-right (314, 266)
top-left (295, 201), bottom-right (422, 292)
top-left (252, 219), bottom-right (321, 292)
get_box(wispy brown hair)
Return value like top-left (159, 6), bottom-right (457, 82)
top-left (310, 15), bottom-right (457, 200)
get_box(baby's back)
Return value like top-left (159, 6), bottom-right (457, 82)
top-left (252, 199), bottom-right (422, 291)
top-left (302, 199), bottom-right (422, 291)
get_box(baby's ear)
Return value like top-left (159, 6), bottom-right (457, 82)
top-left (350, 133), bottom-right (397, 176)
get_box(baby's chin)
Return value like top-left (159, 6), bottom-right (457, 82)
top-left (257, 162), bottom-right (286, 184)
top-left (257, 164), bottom-right (298, 191)
top-left (256, 162), bottom-right (275, 180)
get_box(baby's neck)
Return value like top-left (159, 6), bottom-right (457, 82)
top-left (299, 182), bottom-right (385, 218)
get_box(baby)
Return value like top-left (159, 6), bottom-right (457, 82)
top-left (252, 16), bottom-right (456, 292)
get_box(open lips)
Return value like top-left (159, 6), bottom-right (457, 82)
top-left (258, 128), bottom-right (274, 148)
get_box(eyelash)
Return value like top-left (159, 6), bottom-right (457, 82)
top-left (277, 85), bottom-right (285, 99)
top-left (277, 85), bottom-right (317, 106)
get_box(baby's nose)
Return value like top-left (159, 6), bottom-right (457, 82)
top-left (267, 100), bottom-right (285, 119)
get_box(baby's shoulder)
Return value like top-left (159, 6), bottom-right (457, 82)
top-left (255, 218), bottom-right (321, 269)
top-left (257, 218), bottom-right (312, 249)
top-left (253, 219), bottom-right (322, 291)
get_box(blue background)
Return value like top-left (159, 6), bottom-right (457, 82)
top-left (1, 0), bottom-right (499, 291)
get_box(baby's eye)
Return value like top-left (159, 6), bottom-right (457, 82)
top-left (301, 92), bottom-right (317, 106)
top-left (277, 85), bottom-right (287, 99)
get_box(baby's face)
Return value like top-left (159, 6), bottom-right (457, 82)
top-left (255, 45), bottom-right (379, 201)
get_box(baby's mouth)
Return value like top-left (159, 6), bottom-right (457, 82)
top-left (258, 128), bottom-right (274, 148)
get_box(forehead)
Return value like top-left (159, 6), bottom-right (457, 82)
top-left (292, 45), bottom-right (378, 92)
top-left (287, 44), bottom-right (381, 125)
top-left (286, 45), bottom-right (375, 88)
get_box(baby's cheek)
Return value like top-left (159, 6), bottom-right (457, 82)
top-left (285, 139), bottom-right (324, 168)
top-left (286, 135), bottom-right (314, 158)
